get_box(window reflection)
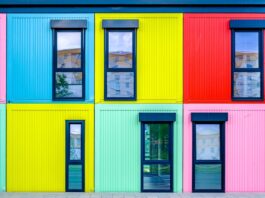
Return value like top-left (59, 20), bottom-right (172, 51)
top-left (57, 32), bottom-right (81, 68)
top-left (108, 32), bottom-right (133, 68)
top-left (143, 164), bottom-right (171, 190)
top-left (144, 124), bottom-right (169, 160)
top-left (195, 164), bottom-right (222, 190)
top-left (107, 72), bottom-right (134, 98)
top-left (235, 32), bottom-right (259, 68)
top-left (55, 72), bottom-right (83, 98)
top-left (196, 124), bottom-right (220, 160)
top-left (234, 72), bottom-right (261, 98)
top-left (70, 124), bottom-right (81, 160)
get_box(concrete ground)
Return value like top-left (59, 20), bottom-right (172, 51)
top-left (0, 193), bottom-right (265, 198)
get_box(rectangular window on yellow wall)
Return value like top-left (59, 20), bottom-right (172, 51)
top-left (103, 20), bottom-right (138, 100)
top-left (66, 120), bottom-right (85, 192)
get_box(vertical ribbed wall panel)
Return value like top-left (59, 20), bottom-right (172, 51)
top-left (184, 14), bottom-right (265, 103)
top-left (0, 104), bottom-right (6, 191)
top-left (184, 104), bottom-right (265, 192)
top-left (0, 14), bottom-right (6, 103)
top-left (7, 104), bottom-right (94, 192)
top-left (95, 14), bottom-right (183, 104)
top-left (95, 104), bottom-right (182, 192)
top-left (7, 14), bottom-right (94, 103)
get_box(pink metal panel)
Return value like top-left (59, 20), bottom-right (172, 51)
top-left (0, 14), bottom-right (6, 103)
top-left (184, 104), bottom-right (265, 192)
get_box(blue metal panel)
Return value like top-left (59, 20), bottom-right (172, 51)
top-left (230, 20), bottom-right (265, 29)
top-left (139, 113), bottom-right (176, 122)
top-left (191, 113), bottom-right (228, 122)
top-left (1, 0), bottom-right (265, 5)
top-left (7, 14), bottom-right (94, 103)
top-left (4, 7), bottom-right (265, 13)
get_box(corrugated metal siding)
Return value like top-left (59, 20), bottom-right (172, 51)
top-left (0, 14), bottom-right (6, 104)
top-left (183, 104), bottom-right (265, 192)
top-left (95, 14), bottom-right (183, 104)
top-left (0, 104), bottom-right (6, 192)
top-left (184, 14), bottom-right (265, 103)
top-left (95, 104), bottom-right (182, 192)
top-left (7, 104), bottom-right (94, 192)
top-left (7, 14), bottom-right (94, 103)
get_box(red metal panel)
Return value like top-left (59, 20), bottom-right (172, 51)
top-left (184, 14), bottom-right (265, 103)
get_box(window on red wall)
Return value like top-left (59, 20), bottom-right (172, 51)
top-left (231, 20), bottom-right (264, 101)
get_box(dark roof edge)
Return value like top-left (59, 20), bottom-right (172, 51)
top-left (2, 0), bottom-right (265, 6)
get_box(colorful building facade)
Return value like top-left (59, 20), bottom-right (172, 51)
top-left (0, 0), bottom-right (265, 194)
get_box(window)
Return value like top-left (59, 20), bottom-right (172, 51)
top-left (231, 25), bottom-right (264, 100)
top-left (51, 20), bottom-right (87, 100)
top-left (191, 113), bottom-right (228, 192)
top-left (103, 20), bottom-right (138, 100)
top-left (139, 113), bottom-right (176, 192)
top-left (66, 120), bottom-right (85, 192)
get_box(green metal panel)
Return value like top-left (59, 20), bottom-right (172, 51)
top-left (95, 104), bottom-right (182, 192)
top-left (0, 104), bottom-right (6, 192)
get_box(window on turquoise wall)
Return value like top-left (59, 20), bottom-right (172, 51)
top-left (66, 120), bottom-right (85, 192)
top-left (232, 30), bottom-right (263, 100)
top-left (51, 20), bottom-right (87, 101)
top-left (191, 113), bottom-right (227, 193)
top-left (139, 113), bottom-right (175, 192)
top-left (102, 20), bottom-right (138, 100)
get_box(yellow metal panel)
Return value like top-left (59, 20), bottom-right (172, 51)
top-left (95, 13), bottom-right (183, 104)
top-left (7, 104), bottom-right (94, 192)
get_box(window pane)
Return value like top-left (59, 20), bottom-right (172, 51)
top-left (57, 32), bottom-right (81, 68)
top-left (55, 72), bottom-right (82, 98)
top-left (234, 72), bottom-right (261, 98)
top-left (107, 72), bottom-right (134, 98)
top-left (70, 124), bottom-right (81, 160)
top-left (108, 32), bottom-right (133, 68)
top-left (195, 164), bottom-right (222, 190)
top-left (144, 123), bottom-right (169, 161)
top-left (143, 164), bottom-right (171, 190)
top-left (68, 165), bottom-right (82, 190)
top-left (235, 32), bottom-right (259, 68)
top-left (196, 124), bottom-right (220, 160)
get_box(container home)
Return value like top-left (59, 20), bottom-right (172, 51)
top-left (184, 104), bottom-right (265, 192)
top-left (95, 14), bottom-right (183, 104)
top-left (0, 104), bottom-right (6, 192)
top-left (7, 104), bottom-right (94, 192)
top-left (7, 14), bottom-right (94, 103)
top-left (95, 104), bottom-right (182, 192)
top-left (0, 14), bottom-right (6, 104)
top-left (184, 14), bottom-right (265, 103)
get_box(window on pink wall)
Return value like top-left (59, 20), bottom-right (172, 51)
top-left (191, 113), bottom-right (228, 193)
top-left (0, 14), bottom-right (6, 104)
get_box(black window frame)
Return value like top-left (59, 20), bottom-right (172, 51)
top-left (103, 20), bottom-right (138, 101)
top-left (65, 120), bottom-right (85, 192)
top-left (191, 113), bottom-right (228, 193)
top-left (52, 21), bottom-right (86, 101)
top-left (139, 113), bottom-right (176, 192)
top-left (231, 26), bottom-right (264, 101)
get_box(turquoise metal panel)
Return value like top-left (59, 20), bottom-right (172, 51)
top-left (7, 14), bottom-right (94, 103)
top-left (95, 104), bottom-right (183, 192)
top-left (0, 104), bottom-right (6, 191)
